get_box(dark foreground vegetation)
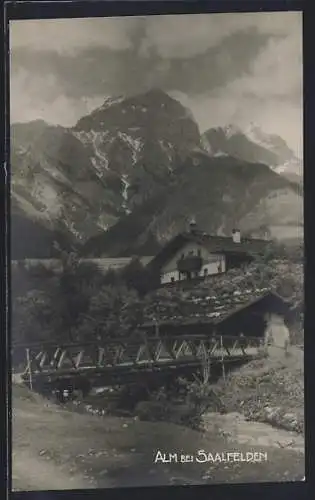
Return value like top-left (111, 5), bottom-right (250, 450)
top-left (12, 243), bottom-right (303, 436)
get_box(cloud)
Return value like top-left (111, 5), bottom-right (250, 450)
top-left (10, 68), bottom-right (104, 126)
top-left (143, 11), bottom-right (296, 58)
top-left (9, 12), bottom-right (302, 154)
top-left (9, 17), bottom-right (137, 54)
top-left (10, 27), bottom-right (273, 101)
top-left (229, 31), bottom-right (302, 102)
top-left (10, 11), bottom-right (299, 57)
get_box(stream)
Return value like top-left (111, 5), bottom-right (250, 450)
top-left (202, 411), bottom-right (304, 453)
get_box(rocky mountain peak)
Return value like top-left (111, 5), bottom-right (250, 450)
top-left (11, 90), bottom-right (203, 252)
top-left (10, 89), bottom-right (302, 259)
top-left (201, 122), bottom-right (302, 176)
top-left (222, 123), bottom-right (243, 139)
top-left (244, 123), bottom-right (298, 163)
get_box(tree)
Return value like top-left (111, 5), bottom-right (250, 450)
top-left (52, 253), bottom-right (106, 342)
top-left (120, 257), bottom-right (160, 296)
top-left (102, 268), bottom-right (121, 287)
top-left (12, 255), bottom-right (107, 345)
top-left (11, 261), bottom-right (55, 301)
top-left (12, 289), bottom-right (57, 345)
top-left (77, 284), bottom-right (144, 341)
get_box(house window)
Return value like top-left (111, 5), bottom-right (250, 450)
top-left (204, 268), bottom-right (208, 276)
top-left (189, 250), bottom-right (194, 256)
top-left (218, 262), bottom-right (222, 273)
top-left (171, 277), bottom-right (175, 283)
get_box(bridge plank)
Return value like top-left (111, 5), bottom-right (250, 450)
top-left (23, 350), bottom-right (45, 375)
top-left (76, 350), bottom-right (85, 368)
top-left (50, 348), bottom-right (62, 370)
top-left (154, 341), bottom-right (163, 362)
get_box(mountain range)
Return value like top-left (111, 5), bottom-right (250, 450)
top-left (10, 89), bottom-right (303, 259)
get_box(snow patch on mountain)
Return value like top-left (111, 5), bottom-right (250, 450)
top-left (244, 122), bottom-right (277, 151)
top-left (121, 174), bottom-right (131, 214)
top-left (202, 122), bottom-right (302, 183)
top-left (99, 96), bottom-right (125, 111)
top-left (119, 135), bottom-right (140, 165)
top-left (73, 129), bottom-right (110, 173)
top-left (244, 122), bottom-right (302, 172)
top-left (273, 158), bottom-right (303, 178)
top-left (64, 219), bottom-right (82, 240)
top-left (90, 130), bottom-right (110, 171)
top-left (90, 157), bottom-right (103, 177)
top-left (274, 161), bottom-right (295, 175)
top-left (117, 132), bottom-right (141, 150)
top-left (121, 174), bottom-right (129, 202)
top-left (72, 129), bottom-right (94, 146)
top-left (200, 136), bottom-right (212, 155)
top-left (214, 151), bottom-right (229, 158)
top-left (223, 124), bottom-right (242, 139)
top-left (32, 179), bottom-right (61, 217)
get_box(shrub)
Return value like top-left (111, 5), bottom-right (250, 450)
top-left (135, 400), bottom-right (172, 421)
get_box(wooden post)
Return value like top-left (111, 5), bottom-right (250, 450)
top-left (26, 348), bottom-right (33, 391)
top-left (202, 342), bottom-right (210, 385)
top-left (143, 332), bottom-right (153, 366)
top-left (220, 335), bottom-right (226, 383)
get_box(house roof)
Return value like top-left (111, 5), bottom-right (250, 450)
top-left (141, 290), bottom-right (290, 329)
top-left (148, 230), bottom-right (270, 270)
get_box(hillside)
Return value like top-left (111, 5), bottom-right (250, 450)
top-left (80, 190), bottom-right (166, 257)
top-left (11, 213), bottom-right (74, 260)
top-left (81, 153), bottom-right (302, 257)
top-left (11, 90), bottom-right (303, 259)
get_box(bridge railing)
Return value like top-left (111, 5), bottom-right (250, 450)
top-left (11, 334), bottom-right (263, 350)
top-left (11, 335), bottom-right (265, 379)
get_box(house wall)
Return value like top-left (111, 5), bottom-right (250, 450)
top-left (160, 241), bottom-right (226, 284)
top-left (264, 313), bottom-right (290, 357)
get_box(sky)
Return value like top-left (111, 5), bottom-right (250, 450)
top-left (9, 11), bottom-right (303, 157)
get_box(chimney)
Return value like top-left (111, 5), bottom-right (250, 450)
top-left (232, 228), bottom-right (241, 243)
top-left (189, 217), bottom-right (198, 234)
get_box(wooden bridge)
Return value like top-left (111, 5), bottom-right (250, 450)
top-left (12, 334), bottom-right (265, 394)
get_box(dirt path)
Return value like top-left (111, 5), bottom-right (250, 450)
top-left (12, 384), bottom-right (305, 490)
top-left (12, 450), bottom-right (90, 491)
